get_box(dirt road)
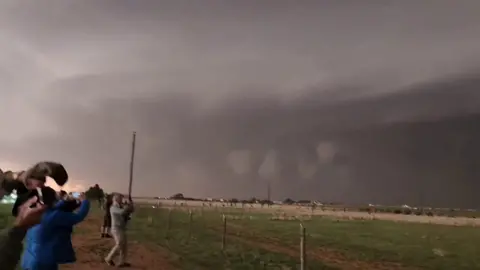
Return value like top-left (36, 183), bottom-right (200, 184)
top-left (61, 217), bottom-right (176, 270)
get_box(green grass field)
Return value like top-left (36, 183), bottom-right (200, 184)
top-left (0, 204), bottom-right (14, 228)
top-left (0, 205), bottom-right (20, 270)
top-left (1, 204), bottom-right (480, 269)
top-left (129, 206), bottom-right (480, 270)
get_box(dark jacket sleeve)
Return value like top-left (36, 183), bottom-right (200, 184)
top-left (51, 200), bottom-right (90, 226)
top-left (54, 200), bottom-right (66, 208)
top-left (0, 227), bottom-right (27, 270)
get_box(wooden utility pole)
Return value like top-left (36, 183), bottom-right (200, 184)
top-left (128, 131), bottom-right (136, 199)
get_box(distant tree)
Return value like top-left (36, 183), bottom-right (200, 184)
top-left (393, 209), bottom-right (402, 214)
top-left (259, 199), bottom-right (273, 207)
top-left (283, 198), bottom-right (295, 205)
top-left (297, 200), bottom-right (311, 205)
top-left (170, 193), bottom-right (184, 200)
top-left (230, 198), bottom-right (238, 207)
top-left (85, 184), bottom-right (104, 200)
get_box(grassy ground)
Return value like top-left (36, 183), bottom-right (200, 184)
top-left (0, 205), bottom-right (20, 270)
top-left (129, 206), bottom-right (480, 270)
top-left (0, 204), bottom-right (14, 227)
top-left (130, 207), bottom-right (333, 269)
top-left (2, 203), bottom-right (480, 269)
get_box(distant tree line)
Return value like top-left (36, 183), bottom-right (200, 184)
top-left (85, 184), bottom-right (104, 200)
top-left (168, 193), bottom-right (274, 205)
top-left (168, 193), bottom-right (338, 206)
top-left (357, 206), bottom-right (479, 218)
top-left (166, 193), bottom-right (479, 218)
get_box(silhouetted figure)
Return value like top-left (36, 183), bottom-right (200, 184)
top-left (101, 194), bottom-right (113, 238)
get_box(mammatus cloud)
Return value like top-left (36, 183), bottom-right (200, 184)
top-left (0, 1), bottom-right (479, 207)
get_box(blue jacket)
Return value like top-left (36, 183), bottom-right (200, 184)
top-left (21, 200), bottom-right (90, 269)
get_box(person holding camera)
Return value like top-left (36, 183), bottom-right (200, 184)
top-left (21, 189), bottom-right (90, 270)
top-left (0, 196), bottom-right (47, 270)
top-left (0, 161), bottom-right (70, 270)
top-left (104, 193), bottom-right (134, 267)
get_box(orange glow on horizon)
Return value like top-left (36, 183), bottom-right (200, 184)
top-left (0, 161), bottom-right (86, 192)
top-left (46, 178), bottom-right (86, 192)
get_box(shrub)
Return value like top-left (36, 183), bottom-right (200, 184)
top-left (283, 198), bottom-right (295, 205)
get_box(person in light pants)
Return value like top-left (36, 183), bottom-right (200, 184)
top-left (104, 193), bottom-right (134, 267)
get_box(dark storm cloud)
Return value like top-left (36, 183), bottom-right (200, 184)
top-left (1, 1), bottom-right (480, 207)
top-left (7, 70), bottom-right (480, 209)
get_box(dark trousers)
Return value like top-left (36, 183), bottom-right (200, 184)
top-left (103, 214), bottom-right (112, 228)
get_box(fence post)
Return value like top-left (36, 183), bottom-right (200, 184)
top-left (165, 208), bottom-right (172, 239)
top-left (300, 223), bottom-right (307, 270)
top-left (222, 214), bottom-right (227, 250)
top-left (187, 210), bottom-right (193, 241)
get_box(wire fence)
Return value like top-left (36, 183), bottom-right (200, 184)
top-left (133, 205), bottom-right (317, 270)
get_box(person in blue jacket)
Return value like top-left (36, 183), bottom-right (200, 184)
top-left (21, 189), bottom-right (90, 270)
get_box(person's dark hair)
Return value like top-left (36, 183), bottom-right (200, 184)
top-left (12, 186), bottom-right (58, 217)
top-left (1, 170), bottom-right (28, 195)
top-left (29, 175), bottom-right (47, 183)
top-left (104, 193), bottom-right (113, 211)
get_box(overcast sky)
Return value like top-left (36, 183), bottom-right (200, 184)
top-left (1, 1), bottom-right (479, 205)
